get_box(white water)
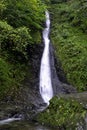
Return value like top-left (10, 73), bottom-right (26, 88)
top-left (39, 11), bottom-right (53, 105)
top-left (0, 117), bottom-right (21, 125)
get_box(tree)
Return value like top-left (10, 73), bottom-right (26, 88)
top-left (2, 0), bottom-right (45, 29)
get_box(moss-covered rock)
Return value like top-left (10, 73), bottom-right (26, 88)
top-left (37, 95), bottom-right (87, 129)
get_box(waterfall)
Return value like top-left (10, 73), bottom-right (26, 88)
top-left (39, 11), bottom-right (53, 105)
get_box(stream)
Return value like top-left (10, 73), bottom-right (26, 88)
top-left (0, 120), bottom-right (58, 130)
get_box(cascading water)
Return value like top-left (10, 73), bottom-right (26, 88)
top-left (39, 11), bottom-right (53, 105)
top-left (0, 117), bottom-right (21, 125)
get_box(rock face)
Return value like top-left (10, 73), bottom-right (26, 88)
top-left (37, 93), bottom-right (87, 130)
top-left (0, 43), bottom-right (46, 120)
top-left (49, 43), bottom-right (76, 95)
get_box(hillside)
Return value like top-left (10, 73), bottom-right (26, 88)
top-left (50, 0), bottom-right (87, 91)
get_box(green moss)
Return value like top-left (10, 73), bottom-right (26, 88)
top-left (37, 96), bottom-right (86, 129)
top-left (50, 2), bottom-right (87, 91)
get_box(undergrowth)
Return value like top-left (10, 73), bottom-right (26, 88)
top-left (50, 1), bottom-right (87, 91)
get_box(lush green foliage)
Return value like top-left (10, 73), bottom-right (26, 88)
top-left (50, 0), bottom-right (87, 91)
top-left (0, 21), bottom-right (32, 58)
top-left (50, 0), bottom-right (67, 4)
top-left (0, 58), bottom-right (12, 96)
top-left (37, 96), bottom-right (86, 129)
top-left (1, 0), bottom-right (45, 28)
top-left (0, 0), bottom-right (46, 99)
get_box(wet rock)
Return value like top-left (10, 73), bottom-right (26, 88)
top-left (49, 43), bottom-right (76, 95)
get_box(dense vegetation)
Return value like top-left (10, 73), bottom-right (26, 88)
top-left (0, 0), bottom-right (46, 99)
top-left (50, 0), bottom-right (87, 91)
top-left (37, 96), bottom-right (86, 129)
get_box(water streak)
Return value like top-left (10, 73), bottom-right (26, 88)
top-left (39, 11), bottom-right (53, 105)
top-left (0, 117), bottom-right (21, 125)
